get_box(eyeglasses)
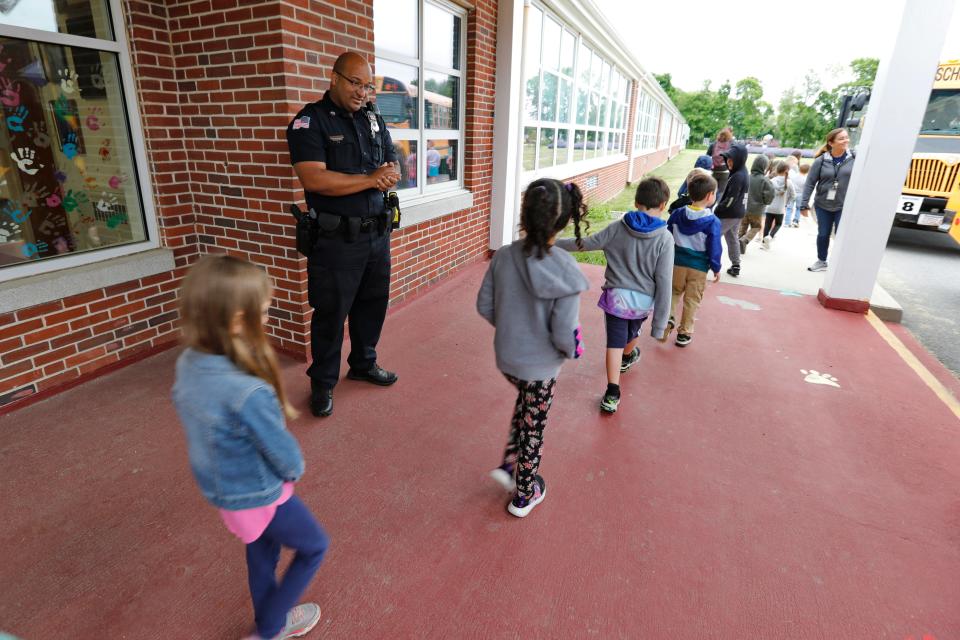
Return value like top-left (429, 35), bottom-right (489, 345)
top-left (334, 70), bottom-right (376, 95)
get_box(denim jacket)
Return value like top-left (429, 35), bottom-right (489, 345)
top-left (172, 348), bottom-right (305, 510)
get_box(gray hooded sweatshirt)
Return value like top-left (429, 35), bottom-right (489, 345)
top-left (477, 239), bottom-right (589, 381)
top-left (555, 211), bottom-right (675, 338)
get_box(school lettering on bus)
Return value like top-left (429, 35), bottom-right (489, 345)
top-left (934, 61), bottom-right (960, 84)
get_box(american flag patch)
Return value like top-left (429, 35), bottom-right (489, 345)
top-left (292, 116), bottom-right (310, 130)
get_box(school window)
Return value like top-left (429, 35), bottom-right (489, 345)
top-left (0, 1), bottom-right (150, 276)
top-left (633, 89), bottom-right (661, 153)
top-left (659, 112), bottom-right (672, 149)
top-left (522, 3), bottom-right (630, 174)
top-left (373, 0), bottom-right (466, 199)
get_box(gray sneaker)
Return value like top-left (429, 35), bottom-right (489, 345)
top-left (807, 260), bottom-right (828, 272)
top-left (246, 603), bottom-right (322, 640)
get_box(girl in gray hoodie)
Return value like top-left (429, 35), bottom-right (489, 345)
top-left (477, 178), bottom-right (590, 518)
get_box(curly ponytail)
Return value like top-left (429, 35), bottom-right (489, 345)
top-left (520, 179), bottom-right (590, 257)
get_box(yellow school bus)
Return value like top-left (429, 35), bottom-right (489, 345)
top-left (896, 59), bottom-right (960, 242)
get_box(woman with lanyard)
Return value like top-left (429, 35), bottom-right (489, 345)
top-left (799, 128), bottom-right (855, 272)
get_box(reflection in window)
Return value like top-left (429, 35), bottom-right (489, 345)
top-left (394, 140), bottom-right (418, 189)
top-left (1, 0), bottom-right (114, 41)
top-left (560, 31), bottom-right (575, 77)
top-left (525, 75), bottom-right (540, 121)
top-left (524, 6), bottom-right (542, 80)
top-left (556, 129), bottom-right (569, 165)
top-left (374, 0), bottom-right (465, 197)
top-left (520, 5), bottom-right (633, 172)
top-left (374, 0), bottom-right (418, 58)
top-left (542, 17), bottom-right (560, 72)
top-left (424, 2), bottom-right (461, 70)
top-left (538, 128), bottom-right (555, 168)
top-left (575, 90), bottom-right (587, 126)
top-left (375, 58), bottom-right (419, 129)
top-left (541, 73), bottom-right (558, 122)
top-left (424, 71), bottom-right (458, 130)
top-left (0, 37), bottom-right (145, 269)
top-left (523, 127), bottom-right (536, 171)
top-left (559, 79), bottom-right (571, 123)
top-left (425, 139), bottom-right (457, 184)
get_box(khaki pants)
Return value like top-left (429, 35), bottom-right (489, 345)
top-left (739, 214), bottom-right (764, 243)
top-left (671, 266), bottom-right (707, 335)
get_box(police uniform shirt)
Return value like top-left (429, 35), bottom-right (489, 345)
top-left (287, 91), bottom-right (398, 219)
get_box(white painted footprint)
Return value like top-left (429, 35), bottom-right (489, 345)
top-left (801, 369), bottom-right (840, 388)
top-left (716, 295), bottom-right (761, 311)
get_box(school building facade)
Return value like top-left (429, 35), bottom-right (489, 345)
top-left (0, 0), bottom-right (686, 412)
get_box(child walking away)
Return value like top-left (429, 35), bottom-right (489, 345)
top-left (477, 179), bottom-right (589, 517)
top-left (554, 177), bottom-right (675, 413)
top-left (761, 160), bottom-right (797, 249)
top-left (712, 143), bottom-right (749, 278)
top-left (739, 154), bottom-right (773, 255)
top-left (668, 154), bottom-right (713, 212)
top-left (664, 172), bottom-right (722, 347)
top-left (795, 163), bottom-right (811, 224)
top-left (172, 256), bottom-right (328, 640)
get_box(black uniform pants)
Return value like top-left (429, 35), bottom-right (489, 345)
top-left (306, 227), bottom-right (391, 390)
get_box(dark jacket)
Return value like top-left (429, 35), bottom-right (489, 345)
top-left (801, 151), bottom-right (856, 213)
top-left (746, 155), bottom-right (775, 215)
top-left (713, 143), bottom-right (749, 219)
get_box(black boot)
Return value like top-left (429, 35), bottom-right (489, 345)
top-left (310, 383), bottom-right (333, 417)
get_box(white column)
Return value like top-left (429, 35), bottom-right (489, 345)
top-left (821, 0), bottom-right (955, 306)
top-left (488, 0), bottom-right (526, 250)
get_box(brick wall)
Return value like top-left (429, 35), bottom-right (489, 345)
top-left (0, 0), bottom-right (499, 412)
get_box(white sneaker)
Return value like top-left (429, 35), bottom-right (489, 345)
top-left (761, 236), bottom-right (771, 250)
top-left (507, 476), bottom-right (546, 518)
top-left (489, 464), bottom-right (516, 492)
top-left (807, 260), bottom-right (828, 272)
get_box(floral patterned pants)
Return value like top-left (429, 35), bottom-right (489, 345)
top-left (502, 375), bottom-right (557, 499)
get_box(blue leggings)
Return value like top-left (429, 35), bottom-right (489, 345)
top-left (246, 495), bottom-right (329, 637)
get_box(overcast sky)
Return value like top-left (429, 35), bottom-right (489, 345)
top-left (593, 0), bottom-right (960, 108)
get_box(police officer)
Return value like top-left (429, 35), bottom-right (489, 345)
top-left (287, 52), bottom-right (401, 417)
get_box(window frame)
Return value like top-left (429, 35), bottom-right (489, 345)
top-left (521, 1), bottom-right (631, 179)
top-left (374, 0), bottom-right (468, 204)
top-left (0, 0), bottom-right (160, 283)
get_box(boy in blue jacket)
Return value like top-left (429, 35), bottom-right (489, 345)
top-left (663, 172), bottom-right (722, 347)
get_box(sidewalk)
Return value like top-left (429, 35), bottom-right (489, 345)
top-left (720, 214), bottom-right (903, 319)
top-left (2, 260), bottom-right (959, 639)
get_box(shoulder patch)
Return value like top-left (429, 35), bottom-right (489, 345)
top-left (292, 116), bottom-right (311, 130)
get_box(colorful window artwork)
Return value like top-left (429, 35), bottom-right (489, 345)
top-left (0, 3), bottom-right (145, 269)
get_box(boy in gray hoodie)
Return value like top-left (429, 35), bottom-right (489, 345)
top-left (477, 178), bottom-right (589, 518)
top-left (555, 177), bottom-right (675, 414)
top-left (739, 154), bottom-right (774, 254)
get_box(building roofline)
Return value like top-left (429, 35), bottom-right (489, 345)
top-left (539, 0), bottom-right (684, 122)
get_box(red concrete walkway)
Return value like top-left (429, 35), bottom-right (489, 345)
top-left (1, 262), bottom-right (959, 639)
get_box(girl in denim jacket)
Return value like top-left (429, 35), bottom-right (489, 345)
top-left (172, 255), bottom-right (327, 640)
